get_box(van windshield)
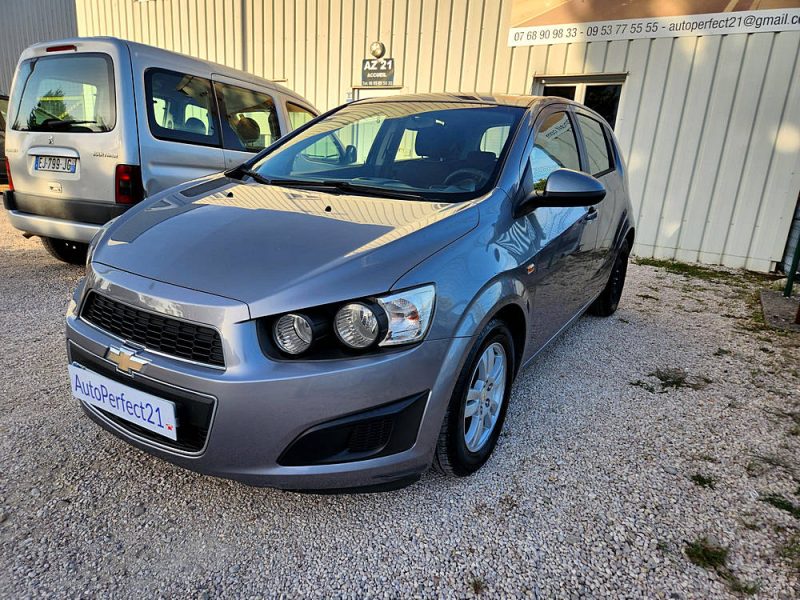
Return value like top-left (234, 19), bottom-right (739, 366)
top-left (11, 53), bottom-right (115, 133)
top-left (250, 101), bottom-right (524, 202)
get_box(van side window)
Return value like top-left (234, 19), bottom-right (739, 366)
top-left (286, 102), bottom-right (316, 130)
top-left (145, 69), bottom-right (220, 146)
top-left (576, 114), bottom-right (614, 176)
top-left (214, 83), bottom-right (281, 152)
top-left (529, 111), bottom-right (580, 189)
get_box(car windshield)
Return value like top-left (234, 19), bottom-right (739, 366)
top-left (250, 101), bottom-right (525, 201)
top-left (11, 53), bottom-right (115, 133)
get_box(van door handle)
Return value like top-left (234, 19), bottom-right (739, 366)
top-left (585, 207), bottom-right (598, 221)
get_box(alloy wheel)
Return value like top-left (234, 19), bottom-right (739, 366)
top-left (463, 342), bottom-right (507, 452)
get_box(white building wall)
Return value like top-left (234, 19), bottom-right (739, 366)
top-left (75, 0), bottom-right (800, 272)
top-left (0, 0), bottom-right (79, 92)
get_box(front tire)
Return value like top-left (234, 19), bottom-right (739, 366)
top-left (40, 237), bottom-right (88, 265)
top-left (589, 239), bottom-right (630, 317)
top-left (434, 319), bottom-right (515, 477)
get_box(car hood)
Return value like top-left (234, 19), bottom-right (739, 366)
top-left (94, 178), bottom-right (479, 316)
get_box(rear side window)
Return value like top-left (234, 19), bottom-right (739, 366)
top-left (529, 111), bottom-right (581, 187)
top-left (576, 114), bottom-right (614, 176)
top-left (0, 97), bottom-right (8, 123)
top-left (145, 69), bottom-right (220, 146)
top-left (11, 53), bottom-right (115, 133)
top-left (286, 102), bottom-right (316, 130)
top-left (214, 82), bottom-right (281, 152)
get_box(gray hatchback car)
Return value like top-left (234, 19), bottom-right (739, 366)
top-left (65, 93), bottom-right (635, 491)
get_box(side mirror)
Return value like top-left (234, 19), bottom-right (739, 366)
top-left (514, 168), bottom-right (606, 218)
top-left (342, 144), bottom-right (357, 165)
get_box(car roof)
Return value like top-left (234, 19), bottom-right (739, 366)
top-left (354, 92), bottom-right (543, 108)
top-left (19, 36), bottom-right (314, 109)
top-left (352, 92), bottom-right (610, 125)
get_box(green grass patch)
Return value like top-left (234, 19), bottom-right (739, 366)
top-left (685, 538), bottom-right (728, 569)
top-left (468, 576), bottom-right (487, 595)
top-left (759, 493), bottom-right (800, 519)
top-left (651, 368), bottom-right (711, 390)
top-left (685, 538), bottom-right (759, 596)
top-left (633, 257), bottom-right (770, 285)
top-left (690, 474), bottom-right (717, 489)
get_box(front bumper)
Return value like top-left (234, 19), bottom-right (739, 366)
top-left (66, 265), bottom-right (470, 490)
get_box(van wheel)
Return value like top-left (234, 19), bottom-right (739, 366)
top-left (589, 239), bottom-right (630, 317)
top-left (41, 237), bottom-right (88, 265)
top-left (434, 319), bottom-right (514, 477)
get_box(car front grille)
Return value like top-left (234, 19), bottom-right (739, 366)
top-left (81, 292), bottom-right (225, 368)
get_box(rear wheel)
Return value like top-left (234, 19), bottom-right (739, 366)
top-left (434, 319), bottom-right (514, 477)
top-left (589, 239), bottom-right (630, 317)
top-left (40, 237), bottom-right (88, 265)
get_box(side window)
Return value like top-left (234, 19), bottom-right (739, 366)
top-left (214, 83), bottom-right (281, 152)
top-left (286, 102), bottom-right (316, 130)
top-left (0, 97), bottom-right (9, 123)
top-left (299, 115), bottom-right (385, 167)
top-left (529, 111), bottom-right (580, 188)
top-left (145, 69), bottom-right (220, 146)
top-left (337, 115), bottom-right (385, 166)
top-left (394, 128), bottom-right (420, 161)
top-left (301, 136), bottom-right (342, 161)
top-left (576, 114), bottom-right (613, 176)
top-left (480, 125), bottom-right (510, 157)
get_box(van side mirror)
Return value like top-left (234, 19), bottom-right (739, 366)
top-left (342, 144), bottom-right (357, 165)
top-left (514, 168), bottom-right (606, 218)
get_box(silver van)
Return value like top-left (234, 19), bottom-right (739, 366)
top-left (2, 37), bottom-right (318, 263)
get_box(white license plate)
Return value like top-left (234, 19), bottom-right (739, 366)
top-left (68, 364), bottom-right (177, 441)
top-left (35, 155), bottom-right (77, 173)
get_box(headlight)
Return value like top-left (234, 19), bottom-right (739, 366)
top-left (335, 303), bottom-right (380, 349)
top-left (268, 284), bottom-right (435, 358)
top-left (376, 285), bottom-right (435, 346)
top-left (273, 313), bottom-right (314, 354)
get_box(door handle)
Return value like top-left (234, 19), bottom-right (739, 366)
top-left (584, 207), bottom-right (598, 221)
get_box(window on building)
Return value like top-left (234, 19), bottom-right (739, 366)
top-left (214, 82), bottom-right (281, 152)
top-left (542, 85), bottom-right (576, 101)
top-left (583, 85), bottom-right (622, 129)
top-left (145, 69), bottom-right (220, 146)
top-left (535, 76), bottom-right (625, 128)
top-left (287, 102), bottom-right (317, 130)
top-left (529, 111), bottom-right (580, 188)
top-left (576, 114), bottom-right (614, 176)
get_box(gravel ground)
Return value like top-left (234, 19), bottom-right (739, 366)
top-left (1, 205), bottom-right (799, 599)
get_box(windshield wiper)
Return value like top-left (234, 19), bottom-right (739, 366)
top-left (269, 178), bottom-right (427, 201)
top-left (224, 165), bottom-right (273, 186)
top-left (37, 118), bottom-right (99, 130)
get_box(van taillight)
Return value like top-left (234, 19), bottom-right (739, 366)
top-left (114, 165), bottom-right (144, 205)
top-left (5, 158), bottom-right (12, 192)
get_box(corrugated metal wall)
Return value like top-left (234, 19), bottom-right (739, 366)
top-left (75, 0), bottom-right (800, 272)
top-left (0, 0), bottom-right (79, 93)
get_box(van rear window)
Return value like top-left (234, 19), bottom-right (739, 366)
top-left (11, 53), bottom-right (115, 133)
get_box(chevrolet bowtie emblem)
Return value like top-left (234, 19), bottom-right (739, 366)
top-left (106, 347), bottom-right (149, 375)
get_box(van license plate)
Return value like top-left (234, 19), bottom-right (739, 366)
top-left (35, 156), bottom-right (77, 173)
